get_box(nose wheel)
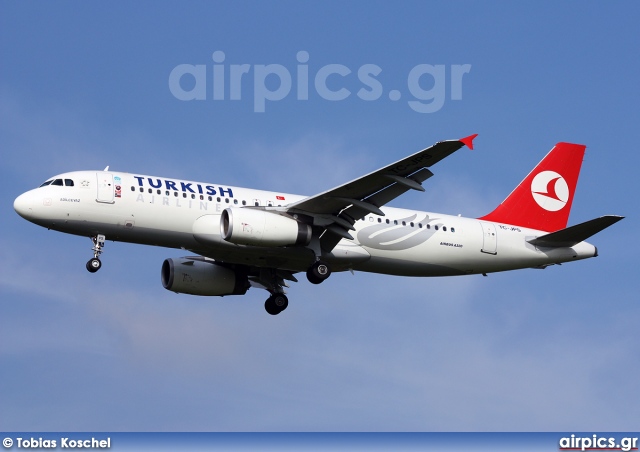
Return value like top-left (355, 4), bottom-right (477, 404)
top-left (86, 257), bottom-right (102, 273)
top-left (86, 234), bottom-right (106, 273)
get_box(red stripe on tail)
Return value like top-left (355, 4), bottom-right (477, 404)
top-left (479, 142), bottom-right (586, 232)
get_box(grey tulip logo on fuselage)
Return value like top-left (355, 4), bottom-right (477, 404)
top-left (356, 213), bottom-right (441, 251)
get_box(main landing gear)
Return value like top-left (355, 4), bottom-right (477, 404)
top-left (264, 293), bottom-right (289, 316)
top-left (307, 260), bottom-right (331, 284)
top-left (86, 234), bottom-right (105, 273)
top-left (262, 262), bottom-right (331, 315)
top-left (255, 268), bottom-right (292, 316)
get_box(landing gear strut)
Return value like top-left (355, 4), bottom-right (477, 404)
top-left (307, 260), bottom-right (331, 284)
top-left (264, 293), bottom-right (289, 315)
top-left (254, 268), bottom-right (291, 315)
top-left (86, 234), bottom-right (105, 273)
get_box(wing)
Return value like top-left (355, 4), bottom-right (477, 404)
top-left (285, 134), bottom-right (478, 252)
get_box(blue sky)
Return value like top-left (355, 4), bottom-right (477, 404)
top-left (1, 1), bottom-right (638, 431)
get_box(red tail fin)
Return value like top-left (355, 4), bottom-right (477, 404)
top-left (479, 142), bottom-right (586, 232)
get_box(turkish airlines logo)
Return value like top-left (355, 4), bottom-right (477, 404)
top-left (531, 171), bottom-right (569, 211)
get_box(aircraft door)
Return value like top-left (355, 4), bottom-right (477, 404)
top-left (480, 221), bottom-right (497, 255)
top-left (96, 172), bottom-right (115, 204)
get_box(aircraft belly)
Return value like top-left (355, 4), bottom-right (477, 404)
top-left (324, 241), bottom-right (371, 271)
top-left (55, 219), bottom-right (198, 247)
top-left (194, 245), bottom-right (316, 272)
top-left (354, 257), bottom-right (466, 276)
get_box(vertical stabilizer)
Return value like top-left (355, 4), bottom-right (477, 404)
top-left (479, 142), bottom-right (586, 232)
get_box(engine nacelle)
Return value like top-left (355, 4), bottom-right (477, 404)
top-left (161, 258), bottom-right (249, 296)
top-left (221, 207), bottom-right (312, 247)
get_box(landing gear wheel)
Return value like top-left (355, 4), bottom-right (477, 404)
top-left (265, 294), bottom-right (288, 315)
top-left (86, 258), bottom-right (102, 273)
top-left (264, 298), bottom-right (278, 315)
top-left (307, 261), bottom-right (331, 284)
top-left (272, 293), bottom-right (288, 311)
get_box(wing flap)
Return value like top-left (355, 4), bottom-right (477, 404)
top-left (527, 215), bottom-right (624, 248)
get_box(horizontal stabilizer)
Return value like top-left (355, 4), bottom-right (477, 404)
top-left (528, 215), bottom-right (624, 248)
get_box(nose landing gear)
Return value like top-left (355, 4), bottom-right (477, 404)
top-left (86, 234), bottom-right (105, 273)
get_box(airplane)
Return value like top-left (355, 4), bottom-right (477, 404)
top-left (13, 134), bottom-right (623, 315)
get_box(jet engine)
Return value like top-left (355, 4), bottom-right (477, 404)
top-left (220, 207), bottom-right (312, 247)
top-left (161, 258), bottom-right (249, 296)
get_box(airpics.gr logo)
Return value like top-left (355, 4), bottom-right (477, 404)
top-left (530, 170), bottom-right (569, 211)
top-left (168, 51), bottom-right (472, 113)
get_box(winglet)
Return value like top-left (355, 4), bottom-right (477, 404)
top-left (459, 134), bottom-right (478, 150)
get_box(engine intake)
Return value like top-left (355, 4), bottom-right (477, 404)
top-left (221, 207), bottom-right (311, 247)
top-left (161, 258), bottom-right (248, 296)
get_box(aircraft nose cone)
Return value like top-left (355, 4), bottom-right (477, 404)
top-left (14, 192), bottom-right (34, 219)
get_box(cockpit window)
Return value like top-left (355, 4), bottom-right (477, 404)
top-left (64, 179), bottom-right (74, 186)
top-left (39, 180), bottom-right (53, 187)
top-left (51, 179), bottom-right (64, 186)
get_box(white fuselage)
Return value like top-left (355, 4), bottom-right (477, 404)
top-left (14, 170), bottom-right (597, 277)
